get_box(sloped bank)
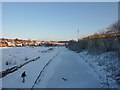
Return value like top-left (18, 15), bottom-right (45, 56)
top-left (66, 36), bottom-right (120, 88)
top-left (79, 51), bottom-right (119, 88)
top-left (0, 56), bottom-right (40, 78)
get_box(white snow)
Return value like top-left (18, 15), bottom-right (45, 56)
top-left (1, 46), bottom-right (52, 71)
top-left (79, 51), bottom-right (119, 88)
top-left (0, 46), bottom-right (118, 88)
top-left (34, 48), bottom-right (101, 88)
top-left (1, 46), bottom-right (59, 88)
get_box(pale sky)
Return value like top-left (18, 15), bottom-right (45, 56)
top-left (2, 2), bottom-right (118, 41)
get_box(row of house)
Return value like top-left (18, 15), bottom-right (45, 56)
top-left (0, 38), bottom-right (42, 47)
top-left (0, 38), bottom-right (66, 47)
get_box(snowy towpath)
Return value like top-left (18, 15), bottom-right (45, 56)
top-left (34, 47), bottom-right (101, 88)
top-left (2, 47), bottom-right (101, 88)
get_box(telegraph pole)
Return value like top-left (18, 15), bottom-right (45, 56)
top-left (77, 29), bottom-right (80, 42)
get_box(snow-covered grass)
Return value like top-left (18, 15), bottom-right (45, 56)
top-left (1, 46), bottom-right (53, 72)
top-left (79, 51), bottom-right (119, 88)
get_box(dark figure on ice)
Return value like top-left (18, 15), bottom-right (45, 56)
top-left (21, 71), bottom-right (27, 83)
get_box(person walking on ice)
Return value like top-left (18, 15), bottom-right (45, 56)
top-left (21, 71), bottom-right (27, 83)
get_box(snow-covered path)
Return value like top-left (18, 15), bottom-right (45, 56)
top-left (34, 47), bottom-right (101, 88)
top-left (1, 47), bottom-right (101, 88)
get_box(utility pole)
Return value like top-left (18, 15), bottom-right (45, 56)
top-left (77, 29), bottom-right (80, 42)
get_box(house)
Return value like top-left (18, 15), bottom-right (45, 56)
top-left (7, 42), bottom-right (15, 47)
top-left (15, 43), bottom-right (22, 47)
top-left (36, 41), bottom-right (42, 46)
top-left (0, 42), bottom-right (8, 47)
top-left (22, 42), bottom-right (28, 46)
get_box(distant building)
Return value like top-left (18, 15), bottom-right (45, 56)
top-left (7, 42), bottom-right (15, 47)
top-left (0, 42), bottom-right (8, 47)
top-left (15, 43), bottom-right (22, 47)
top-left (0, 38), bottom-right (68, 47)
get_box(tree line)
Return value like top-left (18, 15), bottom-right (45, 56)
top-left (67, 22), bottom-right (120, 57)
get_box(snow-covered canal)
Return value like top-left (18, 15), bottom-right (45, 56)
top-left (1, 46), bottom-right (101, 88)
